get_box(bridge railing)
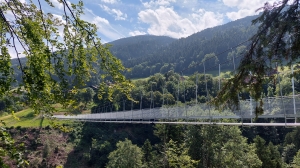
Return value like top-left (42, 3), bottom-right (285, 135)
top-left (53, 95), bottom-right (300, 123)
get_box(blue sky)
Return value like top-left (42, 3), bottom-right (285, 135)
top-left (67, 0), bottom-right (274, 43)
top-left (6, 0), bottom-right (276, 58)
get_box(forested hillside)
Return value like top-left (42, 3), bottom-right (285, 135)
top-left (108, 35), bottom-right (176, 61)
top-left (10, 15), bottom-right (258, 83)
top-left (9, 35), bottom-right (175, 86)
top-left (121, 15), bottom-right (258, 78)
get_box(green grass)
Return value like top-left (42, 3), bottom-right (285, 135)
top-left (0, 101), bottom-right (96, 128)
top-left (130, 76), bottom-right (150, 82)
top-left (0, 108), bottom-right (73, 128)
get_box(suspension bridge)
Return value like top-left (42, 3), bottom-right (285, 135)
top-left (53, 62), bottom-right (300, 126)
top-left (53, 95), bottom-right (300, 126)
top-left (54, 39), bottom-right (300, 127)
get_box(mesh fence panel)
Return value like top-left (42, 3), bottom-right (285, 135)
top-left (54, 95), bottom-right (300, 123)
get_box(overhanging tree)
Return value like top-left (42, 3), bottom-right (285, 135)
top-left (0, 0), bottom-right (133, 166)
top-left (0, 0), bottom-right (133, 114)
top-left (212, 0), bottom-right (300, 115)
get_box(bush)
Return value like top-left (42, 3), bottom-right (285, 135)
top-left (0, 112), bottom-right (8, 117)
top-left (20, 127), bottom-right (27, 133)
top-left (25, 112), bottom-right (35, 118)
top-left (71, 108), bottom-right (81, 115)
top-left (62, 123), bottom-right (69, 127)
top-left (45, 125), bottom-right (51, 130)
top-left (43, 141), bottom-right (51, 158)
top-left (31, 138), bottom-right (42, 150)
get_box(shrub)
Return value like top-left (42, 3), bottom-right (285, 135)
top-left (45, 125), bottom-right (51, 130)
top-left (43, 141), bottom-right (51, 158)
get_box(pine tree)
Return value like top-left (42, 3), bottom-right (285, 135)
top-left (142, 139), bottom-right (153, 167)
top-left (254, 136), bottom-right (283, 168)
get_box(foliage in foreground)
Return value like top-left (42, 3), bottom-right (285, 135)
top-left (0, 121), bottom-right (27, 167)
top-left (213, 0), bottom-right (300, 115)
top-left (0, 0), bottom-right (133, 166)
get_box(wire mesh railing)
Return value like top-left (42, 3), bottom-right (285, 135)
top-left (54, 95), bottom-right (300, 124)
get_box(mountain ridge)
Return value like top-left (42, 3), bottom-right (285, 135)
top-left (121, 15), bottom-right (258, 78)
top-left (10, 14), bottom-right (260, 80)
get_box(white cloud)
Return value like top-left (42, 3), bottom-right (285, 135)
top-left (49, 0), bottom-right (63, 9)
top-left (83, 9), bottom-right (124, 41)
top-left (111, 9), bottom-right (127, 20)
top-left (142, 0), bottom-right (176, 8)
top-left (191, 9), bottom-right (224, 30)
top-left (226, 9), bottom-right (254, 21)
top-left (101, 0), bottom-right (118, 4)
top-left (0, 0), bottom-right (25, 3)
top-left (99, 4), bottom-right (127, 20)
top-left (222, 0), bottom-right (241, 8)
top-left (222, 0), bottom-right (277, 20)
top-left (52, 14), bottom-right (65, 37)
top-left (129, 30), bottom-right (147, 36)
top-left (138, 6), bottom-right (223, 38)
top-left (93, 16), bottom-right (110, 25)
top-left (66, 0), bottom-right (71, 7)
top-left (100, 4), bottom-right (110, 11)
top-left (92, 16), bottom-right (124, 40)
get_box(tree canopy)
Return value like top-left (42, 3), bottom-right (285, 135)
top-left (0, 0), bottom-right (133, 166)
top-left (0, 0), bottom-right (133, 114)
top-left (212, 0), bottom-right (300, 115)
top-left (106, 138), bottom-right (143, 168)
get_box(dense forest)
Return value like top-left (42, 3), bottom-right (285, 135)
top-left (66, 69), bottom-right (300, 168)
top-left (114, 15), bottom-right (258, 78)
top-left (60, 121), bottom-right (300, 168)
top-left (108, 35), bottom-right (176, 61)
top-left (90, 68), bottom-right (300, 113)
top-left (7, 120), bottom-right (300, 167)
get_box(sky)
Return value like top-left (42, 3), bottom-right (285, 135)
top-left (60, 0), bottom-right (275, 43)
top-left (6, 0), bottom-right (277, 58)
